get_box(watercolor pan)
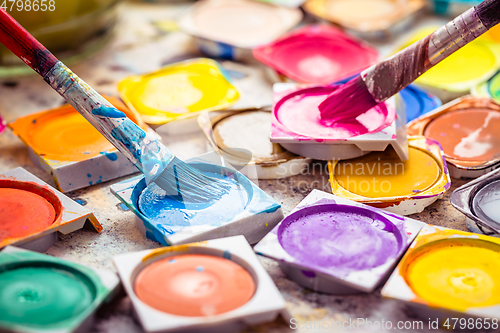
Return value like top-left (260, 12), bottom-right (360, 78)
top-left (270, 83), bottom-right (409, 161)
top-left (198, 107), bottom-right (312, 179)
top-left (110, 153), bottom-right (283, 246)
top-left (177, 0), bottom-right (302, 61)
top-left (0, 246), bottom-right (119, 333)
top-left (430, 0), bottom-right (480, 16)
top-left (395, 28), bottom-right (500, 103)
top-left (302, 0), bottom-right (426, 40)
top-left (254, 190), bottom-right (424, 294)
top-left (408, 96), bottom-right (500, 179)
top-left (473, 69), bottom-right (500, 105)
top-left (9, 96), bottom-right (153, 192)
top-left (381, 225), bottom-right (500, 323)
top-left (0, 167), bottom-right (101, 252)
top-left (118, 58), bottom-right (240, 125)
top-left (328, 136), bottom-right (451, 216)
top-left (113, 235), bottom-right (287, 333)
top-left (451, 168), bottom-right (500, 236)
top-left (253, 25), bottom-right (379, 84)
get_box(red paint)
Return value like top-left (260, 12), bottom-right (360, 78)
top-left (0, 179), bottom-right (62, 242)
top-left (253, 25), bottom-right (378, 84)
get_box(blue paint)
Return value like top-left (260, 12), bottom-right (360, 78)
top-left (105, 153), bottom-right (118, 161)
top-left (96, 180), bottom-right (102, 184)
top-left (117, 203), bottom-right (129, 211)
top-left (91, 105), bottom-right (127, 118)
top-left (87, 174), bottom-right (91, 178)
top-left (169, 259), bottom-right (176, 263)
top-left (75, 199), bottom-right (87, 206)
top-left (196, 266), bottom-right (204, 272)
top-left (223, 250), bottom-right (231, 260)
top-left (89, 181), bottom-right (93, 185)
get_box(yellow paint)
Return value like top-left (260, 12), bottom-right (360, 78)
top-left (333, 146), bottom-right (441, 198)
top-left (141, 242), bottom-right (208, 262)
top-left (403, 238), bottom-right (500, 311)
top-left (118, 58), bottom-right (240, 125)
top-left (397, 28), bottom-right (500, 91)
top-left (10, 96), bottom-right (145, 162)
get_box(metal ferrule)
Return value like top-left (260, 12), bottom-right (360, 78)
top-left (428, 8), bottom-right (488, 65)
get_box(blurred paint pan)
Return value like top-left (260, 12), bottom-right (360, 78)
top-left (0, 246), bottom-right (119, 333)
top-left (408, 96), bottom-right (500, 179)
top-left (113, 236), bottom-right (287, 333)
top-left (430, 0), bottom-right (480, 16)
top-left (0, 168), bottom-right (101, 252)
top-left (110, 153), bottom-right (283, 246)
top-left (198, 107), bottom-right (311, 179)
top-left (382, 225), bottom-right (500, 325)
top-left (9, 96), bottom-right (151, 192)
top-left (270, 83), bottom-right (408, 161)
top-left (328, 136), bottom-right (451, 215)
top-left (254, 190), bottom-right (424, 294)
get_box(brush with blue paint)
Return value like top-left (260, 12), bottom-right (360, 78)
top-left (319, 0), bottom-right (500, 123)
top-left (0, 8), bottom-right (229, 202)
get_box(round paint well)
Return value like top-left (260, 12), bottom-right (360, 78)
top-left (423, 108), bottom-right (500, 164)
top-left (278, 204), bottom-right (404, 277)
top-left (274, 86), bottom-right (395, 140)
top-left (0, 262), bottom-right (96, 327)
top-left (403, 238), bottom-right (500, 311)
top-left (487, 71), bottom-right (500, 103)
top-left (134, 254), bottom-right (255, 317)
top-left (334, 147), bottom-right (442, 198)
top-left (23, 97), bottom-right (140, 162)
top-left (0, 180), bottom-right (62, 242)
top-left (137, 167), bottom-right (252, 228)
top-left (472, 179), bottom-right (500, 225)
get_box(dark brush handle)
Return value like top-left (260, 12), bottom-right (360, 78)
top-left (362, 0), bottom-right (499, 104)
top-left (0, 8), bottom-right (57, 76)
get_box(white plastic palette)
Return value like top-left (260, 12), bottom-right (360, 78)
top-left (270, 83), bottom-right (409, 161)
top-left (0, 167), bottom-right (102, 252)
top-left (110, 153), bottom-right (283, 246)
top-left (254, 190), bottom-right (424, 294)
top-left (113, 235), bottom-right (287, 333)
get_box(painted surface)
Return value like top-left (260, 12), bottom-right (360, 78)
top-left (473, 179), bottom-right (500, 223)
top-left (400, 86), bottom-right (442, 122)
top-left (118, 58), bottom-right (239, 125)
top-left (403, 238), bottom-right (500, 311)
top-left (424, 109), bottom-right (500, 163)
top-left (179, 0), bottom-right (302, 48)
top-left (273, 85), bottom-right (395, 140)
top-left (0, 188), bottom-right (56, 241)
top-left (134, 254), bottom-right (255, 316)
top-left (334, 147), bottom-right (441, 197)
top-left (253, 25), bottom-right (378, 84)
top-left (0, 115), bottom-right (5, 134)
top-left (278, 204), bottom-right (403, 277)
top-left (0, 265), bottom-right (94, 326)
top-left (138, 169), bottom-right (250, 228)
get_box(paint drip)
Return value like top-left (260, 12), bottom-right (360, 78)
top-left (134, 254), bottom-right (255, 316)
top-left (138, 170), bottom-right (249, 229)
top-left (0, 265), bottom-right (94, 326)
top-left (0, 188), bottom-right (55, 241)
top-left (278, 204), bottom-right (403, 277)
top-left (473, 179), bottom-right (500, 224)
top-left (404, 239), bottom-right (500, 311)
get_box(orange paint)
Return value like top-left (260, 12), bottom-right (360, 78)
top-left (0, 188), bottom-right (56, 241)
top-left (134, 254), bottom-right (255, 317)
top-left (10, 96), bottom-right (145, 162)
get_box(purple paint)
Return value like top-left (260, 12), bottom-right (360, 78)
top-left (278, 204), bottom-right (403, 278)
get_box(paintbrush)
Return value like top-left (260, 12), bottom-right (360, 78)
top-left (319, 0), bottom-right (500, 123)
top-left (0, 8), bottom-right (229, 203)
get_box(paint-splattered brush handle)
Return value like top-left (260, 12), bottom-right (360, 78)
top-left (0, 8), bottom-right (174, 178)
top-left (361, 0), bottom-right (500, 104)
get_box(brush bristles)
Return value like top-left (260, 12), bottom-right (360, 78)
top-left (152, 156), bottom-right (231, 203)
top-left (477, 0), bottom-right (500, 29)
top-left (319, 76), bottom-right (377, 122)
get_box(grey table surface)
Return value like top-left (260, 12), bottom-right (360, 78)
top-left (0, 2), bottom-right (477, 332)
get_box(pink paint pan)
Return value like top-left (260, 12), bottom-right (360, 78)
top-left (253, 25), bottom-right (378, 84)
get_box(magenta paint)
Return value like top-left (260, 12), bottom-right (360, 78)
top-left (0, 115), bottom-right (5, 134)
top-left (272, 85), bottom-right (395, 140)
top-left (278, 204), bottom-right (404, 277)
top-left (253, 25), bottom-right (378, 84)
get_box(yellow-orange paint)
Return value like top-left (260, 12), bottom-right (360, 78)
top-left (397, 28), bottom-right (500, 90)
top-left (10, 96), bottom-right (144, 162)
top-left (118, 58), bottom-right (239, 124)
top-left (403, 238), bottom-right (500, 311)
top-left (333, 146), bottom-right (441, 198)
top-left (485, 23), bottom-right (500, 44)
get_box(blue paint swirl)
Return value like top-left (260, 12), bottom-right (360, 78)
top-left (91, 105), bottom-right (127, 118)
